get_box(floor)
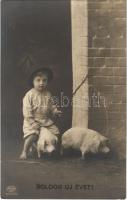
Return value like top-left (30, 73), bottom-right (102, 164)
top-left (1, 153), bottom-right (126, 199)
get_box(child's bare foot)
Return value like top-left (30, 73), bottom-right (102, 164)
top-left (19, 152), bottom-right (27, 160)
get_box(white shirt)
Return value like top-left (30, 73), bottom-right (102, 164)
top-left (23, 88), bottom-right (58, 138)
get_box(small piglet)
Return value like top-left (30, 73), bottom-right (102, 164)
top-left (37, 127), bottom-right (58, 158)
top-left (61, 127), bottom-right (110, 159)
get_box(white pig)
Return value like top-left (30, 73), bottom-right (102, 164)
top-left (61, 127), bottom-right (110, 159)
top-left (37, 127), bottom-right (58, 158)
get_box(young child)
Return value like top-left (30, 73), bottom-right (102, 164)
top-left (20, 67), bottom-right (62, 160)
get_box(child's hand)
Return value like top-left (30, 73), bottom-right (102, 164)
top-left (54, 110), bottom-right (62, 117)
top-left (32, 122), bottom-right (40, 129)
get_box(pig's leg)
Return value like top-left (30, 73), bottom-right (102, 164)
top-left (37, 148), bottom-right (41, 158)
top-left (20, 134), bottom-right (38, 160)
top-left (81, 151), bottom-right (86, 160)
top-left (60, 146), bottom-right (64, 156)
top-left (80, 146), bottom-right (87, 160)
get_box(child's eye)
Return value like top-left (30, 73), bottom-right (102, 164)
top-left (37, 78), bottom-right (41, 82)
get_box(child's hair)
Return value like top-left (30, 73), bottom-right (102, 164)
top-left (29, 67), bottom-right (53, 87)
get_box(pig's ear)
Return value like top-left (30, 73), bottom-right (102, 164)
top-left (54, 138), bottom-right (58, 145)
top-left (44, 141), bottom-right (47, 148)
top-left (103, 137), bottom-right (109, 144)
top-left (99, 137), bottom-right (109, 150)
top-left (106, 138), bottom-right (109, 142)
top-left (98, 142), bottom-right (102, 152)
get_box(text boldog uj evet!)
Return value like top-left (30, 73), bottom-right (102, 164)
top-left (36, 184), bottom-right (94, 190)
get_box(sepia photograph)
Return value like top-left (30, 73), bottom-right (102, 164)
top-left (1, 0), bottom-right (126, 199)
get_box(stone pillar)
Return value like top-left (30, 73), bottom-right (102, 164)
top-left (71, 0), bottom-right (88, 127)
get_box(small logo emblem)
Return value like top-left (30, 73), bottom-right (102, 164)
top-left (6, 185), bottom-right (18, 196)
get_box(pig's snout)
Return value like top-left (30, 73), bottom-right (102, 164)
top-left (99, 138), bottom-right (110, 154)
top-left (46, 145), bottom-right (55, 153)
top-left (100, 146), bottom-right (110, 154)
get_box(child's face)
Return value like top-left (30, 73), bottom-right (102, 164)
top-left (33, 74), bottom-right (48, 91)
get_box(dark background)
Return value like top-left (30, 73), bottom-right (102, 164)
top-left (1, 1), bottom-right (126, 199)
top-left (2, 0), bottom-right (72, 159)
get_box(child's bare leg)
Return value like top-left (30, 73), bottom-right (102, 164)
top-left (20, 134), bottom-right (38, 160)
